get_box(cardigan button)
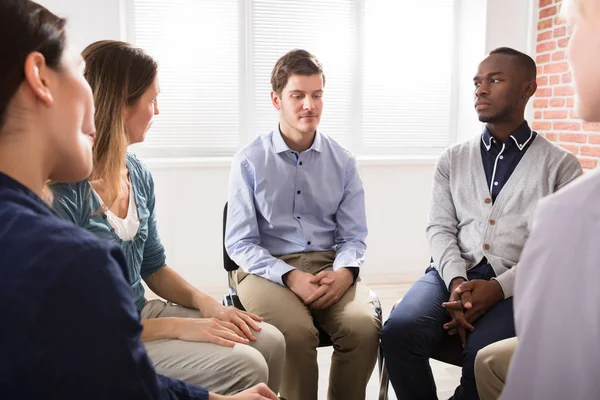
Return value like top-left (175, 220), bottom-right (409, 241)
top-left (483, 243), bottom-right (491, 250)
top-left (489, 219), bottom-right (496, 225)
top-left (484, 198), bottom-right (492, 204)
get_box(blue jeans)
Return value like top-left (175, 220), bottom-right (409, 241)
top-left (381, 264), bottom-right (515, 400)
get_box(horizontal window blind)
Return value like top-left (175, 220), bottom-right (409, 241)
top-left (127, 0), bottom-right (457, 158)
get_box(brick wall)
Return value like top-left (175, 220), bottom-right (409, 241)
top-left (534, 0), bottom-right (600, 169)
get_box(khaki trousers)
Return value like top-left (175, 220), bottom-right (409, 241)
top-left (236, 250), bottom-right (381, 400)
top-left (141, 299), bottom-right (285, 395)
top-left (475, 337), bottom-right (518, 400)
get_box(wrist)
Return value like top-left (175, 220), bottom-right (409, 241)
top-left (193, 292), bottom-right (216, 311)
top-left (490, 279), bottom-right (505, 302)
top-left (336, 267), bottom-right (354, 285)
top-left (283, 268), bottom-right (300, 287)
top-left (449, 277), bottom-right (466, 292)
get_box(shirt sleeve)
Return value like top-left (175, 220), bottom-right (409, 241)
top-left (426, 150), bottom-right (469, 289)
top-left (33, 243), bottom-right (208, 399)
top-left (139, 164), bottom-right (167, 279)
top-left (500, 195), bottom-right (600, 400)
top-left (51, 183), bottom-right (82, 225)
top-left (225, 154), bottom-right (295, 286)
top-left (332, 156), bottom-right (367, 274)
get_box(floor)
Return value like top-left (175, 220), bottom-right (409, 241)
top-left (153, 274), bottom-right (462, 399)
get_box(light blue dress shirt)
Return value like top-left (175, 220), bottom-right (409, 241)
top-left (225, 127), bottom-right (368, 286)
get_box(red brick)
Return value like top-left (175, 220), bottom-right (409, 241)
top-left (583, 122), bottom-right (600, 131)
top-left (581, 146), bottom-right (600, 157)
top-left (558, 37), bottom-right (570, 48)
top-left (554, 85), bottom-right (575, 96)
top-left (545, 110), bottom-right (569, 119)
top-left (549, 98), bottom-right (565, 107)
top-left (534, 99), bottom-right (549, 108)
top-left (588, 135), bottom-right (600, 144)
top-left (536, 54), bottom-right (551, 64)
top-left (559, 133), bottom-right (586, 143)
top-left (561, 144), bottom-right (580, 155)
top-left (538, 18), bottom-right (554, 30)
top-left (536, 87), bottom-right (553, 97)
top-left (579, 158), bottom-right (598, 169)
top-left (567, 98), bottom-right (575, 107)
top-left (533, 121), bottom-right (552, 130)
top-left (570, 110), bottom-right (579, 119)
top-left (537, 76), bottom-right (549, 86)
top-left (539, 0), bottom-right (553, 7)
top-left (561, 72), bottom-right (572, 83)
top-left (554, 122), bottom-right (581, 130)
top-left (545, 133), bottom-right (558, 141)
top-left (538, 31), bottom-right (553, 42)
top-left (535, 111), bottom-right (543, 119)
top-left (537, 41), bottom-right (557, 53)
top-left (550, 75), bottom-right (561, 85)
top-left (553, 27), bottom-right (567, 37)
top-left (537, 66), bottom-right (544, 76)
top-left (551, 51), bottom-right (566, 61)
top-left (540, 6), bottom-right (557, 18)
top-left (544, 62), bottom-right (569, 74)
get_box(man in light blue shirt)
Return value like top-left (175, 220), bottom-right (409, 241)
top-left (225, 49), bottom-right (380, 400)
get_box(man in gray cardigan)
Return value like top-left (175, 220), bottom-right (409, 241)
top-left (380, 47), bottom-right (583, 400)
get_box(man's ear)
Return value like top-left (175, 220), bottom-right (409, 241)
top-left (23, 52), bottom-right (54, 107)
top-left (523, 80), bottom-right (537, 99)
top-left (271, 91), bottom-right (281, 110)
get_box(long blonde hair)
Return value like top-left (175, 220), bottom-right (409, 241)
top-left (82, 40), bottom-right (157, 209)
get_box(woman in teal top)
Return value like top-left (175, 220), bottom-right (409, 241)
top-left (52, 40), bottom-right (284, 395)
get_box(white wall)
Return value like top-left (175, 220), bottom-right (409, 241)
top-left (35, 0), bottom-right (536, 291)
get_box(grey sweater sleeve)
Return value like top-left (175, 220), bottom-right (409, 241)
top-left (426, 149), bottom-right (468, 289)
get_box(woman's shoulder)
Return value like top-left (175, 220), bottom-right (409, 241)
top-left (126, 153), bottom-right (154, 188)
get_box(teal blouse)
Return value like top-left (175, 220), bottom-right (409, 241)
top-left (52, 154), bottom-right (166, 311)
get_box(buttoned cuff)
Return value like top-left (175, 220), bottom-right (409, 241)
top-left (269, 260), bottom-right (297, 286)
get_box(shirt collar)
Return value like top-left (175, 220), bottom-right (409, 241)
top-left (272, 125), bottom-right (322, 154)
top-left (481, 121), bottom-right (533, 152)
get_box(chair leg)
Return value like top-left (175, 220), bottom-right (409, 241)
top-left (378, 358), bottom-right (389, 400)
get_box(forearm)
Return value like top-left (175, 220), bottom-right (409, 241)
top-left (144, 265), bottom-right (211, 309)
top-left (140, 317), bottom-right (181, 342)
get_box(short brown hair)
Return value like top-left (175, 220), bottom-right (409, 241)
top-left (271, 49), bottom-right (325, 94)
top-left (0, 0), bottom-right (66, 131)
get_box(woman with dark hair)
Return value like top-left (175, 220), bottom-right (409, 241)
top-left (51, 39), bottom-right (285, 394)
top-left (0, 1), bottom-right (277, 399)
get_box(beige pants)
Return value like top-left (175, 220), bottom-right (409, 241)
top-left (236, 251), bottom-right (381, 400)
top-left (475, 337), bottom-right (518, 400)
top-left (141, 299), bottom-right (285, 395)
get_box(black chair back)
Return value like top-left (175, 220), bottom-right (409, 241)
top-left (223, 202), bottom-right (240, 272)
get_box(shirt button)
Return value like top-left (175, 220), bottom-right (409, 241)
top-left (102, 214), bottom-right (107, 219)
top-left (494, 182), bottom-right (498, 186)
top-left (483, 243), bottom-right (490, 250)
top-left (139, 218), bottom-right (143, 222)
top-left (307, 241), bottom-right (311, 245)
top-left (467, 263), bottom-right (473, 268)
top-left (297, 190), bottom-right (301, 194)
top-left (484, 198), bottom-right (492, 204)
top-left (499, 156), bottom-right (504, 160)
top-left (489, 219), bottom-right (496, 225)
top-left (299, 161), bottom-right (303, 166)
top-left (296, 216), bottom-right (301, 219)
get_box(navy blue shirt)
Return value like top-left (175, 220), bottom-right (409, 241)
top-left (480, 121), bottom-right (537, 202)
top-left (0, 172), bottom-right (208, 400)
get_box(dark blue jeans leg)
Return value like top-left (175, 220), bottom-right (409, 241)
top-left (381, 267), bottom-right (450, 399)
top-left (453, 296), bottom-right (515, 400)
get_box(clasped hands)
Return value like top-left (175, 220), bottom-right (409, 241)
top-left (441, 278), bottom-right (504, 347)
top-left (283, 268), bottom-right (354, 310)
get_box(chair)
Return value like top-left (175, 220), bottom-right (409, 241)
top-left (220, 202), bottom-right (384, 379)
top-left (377, 297), bottom-right (463, 400)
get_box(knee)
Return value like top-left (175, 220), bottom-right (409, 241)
top-left (474, 341), bottom-right (511, 381)
top-left (280, 321), bottom-right (319, 351)
top-left (235, 346), bottom-right (270, 387)
top-left (381, 308), bottom-right (416, 353)
top-left (336, 313), bottom-right (380, 350)
top-left (255, 322), bottom-right (286, 360)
